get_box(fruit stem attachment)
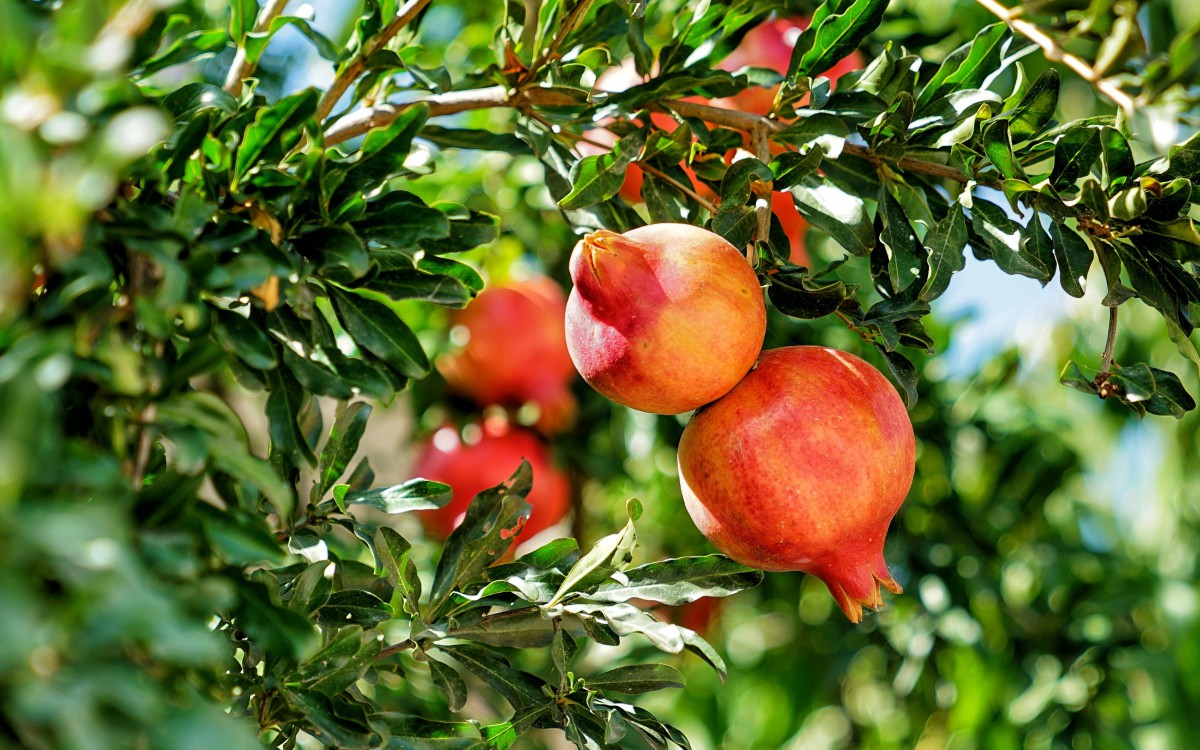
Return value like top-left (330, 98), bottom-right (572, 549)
top-left (751, 125), bottom-right (773, 262)
top-left (1099, 305), bottom-right (1118, 376)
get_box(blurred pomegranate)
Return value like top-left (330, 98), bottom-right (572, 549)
top-left (437, 276), bottom-right (577, 434)
top-left (412, 419), bottom-right (571, 541)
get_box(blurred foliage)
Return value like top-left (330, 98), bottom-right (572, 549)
top-left (3, 0), bottom-right (1200, 748)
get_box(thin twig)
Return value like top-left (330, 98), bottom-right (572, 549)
top-left (974, 0), bottom-right (1135, 113)
top-left (223, 0), bottom-right (291, 96)
top-left (1099, 305), bottom-right (1119, 376)
top-left (638, 162), bottom-right (719, 214)
top-left (316, 0), bottom-right (433, 122)
top-left (323, 85), bottom-right (580, 146)
top-left (519, 0), bottom-right (598, 85)
top-left (751, 125), bottom-right (773, 259)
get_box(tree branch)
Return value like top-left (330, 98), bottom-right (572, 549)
top-left (316, 0), bottom-right (433, 122)
top-left (751, 125), bottom-right (772, 258)
top-left (974, 0), bottom-right (1135, 113)
top-left (323, 85), bottom-right (581, 146)
top-left (519, 0), bottom-right (597, 85)
top-left (1100, 305), bottom-right (1119, 376)
top-left (223, 0), bottom-right (291, 97)
top-left (639, 162), bottom-right (718, 214)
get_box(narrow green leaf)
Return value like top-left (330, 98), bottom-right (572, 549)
top-left (313, 402), bottom-right (371, 503)
top-left (547, 499), bottom-right (641, 607)
top-left (315, 589), bottom-right (393, 629)
top-left (235, 89), bottom-right (319, 182)
top-left (588, 664), bottom-right (685, 695)
top-left (428, 657), bottom-right (468, 712)
top-left (439, 644), bottom-right (549, 710)
top-left (1006, 68), bottom-right (1059, 141)
top-left (328, 287), bottom-right (430, 378)
top-left (917, 23), bottom-right (1010, 110)
top-left (1049, 222), bottom-right (1093, 298)
top-left (918, 205), bottom-right (968, 302)
top-left (375, 527), bottom-right (422, 616)
top-left (590, 555), bottom-right (763, 606)
top-left (1051, 125), bottom-right (1103, 189)
top-left (790, 180), bottom-right (875, 256)
top-left (297, 626), bottom-right (382, 696)
top-left (344, 478), bottom-right (453, 514)
top-left (787, 0), bottom-right (887, 81)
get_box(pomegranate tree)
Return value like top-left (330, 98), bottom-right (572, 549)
top-left (677, 346), bottom-right (915, 621)
top-left (565, 224), bottom-right (766, 414)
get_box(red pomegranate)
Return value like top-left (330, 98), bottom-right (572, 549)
top-left (677, 346), bottom-right (915, 621)
top-left (565, 224), bottom-right (766, 415)
top-left (412, 420), bottom-right (571, 541)
top-left (437, 277), bottom-right (577, 435)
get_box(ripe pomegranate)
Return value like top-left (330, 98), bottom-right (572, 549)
top-left (713, 16), bottom-right (865, 115)
top-left (437, 277), bottom-right (577, 434)
top-left (565, 224), bottom-right (766, 415)
top-left (412, 420), bottom-right (571, 541)
top-left (677, 346), bottom-right (915, 622)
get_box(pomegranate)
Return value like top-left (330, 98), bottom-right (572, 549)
top-left (437, 277), bottom-right (577, 434)
top-left (565, 224), bottom-right (766, 414)
top-left (412, 420), bottom-right (571, 541)
top-left (676, 346), bottom-right (915, 621)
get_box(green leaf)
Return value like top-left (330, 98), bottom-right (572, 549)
top-left (919, 206), bottom-right (968, 302)
top-left (265, 366), bottom-right (317, 467)
top-left (588, 664), bottom-right (685, 695)
top-left (1022, 218), bottom-right (1057, 286)
top-left (970, 201), bottom-right (1045, 280)
top-left (376, 714), bottom-right (486, 750)
top-left (370, 267), bottom-right (474, 307)
top-left (286, 561), bottom-right (333, 615)
top-left (315, 589), bottom-right (393, 629)
top-left (1006, 68), bottom-right (1059, 141)
top-left (234, 89), bottom-right (319, 182)
top-left (917, 23), bottom-right (1010, 111)
top-left (353, 194), bottom-right (450, 248)
top-left (344, 478), bottom-right (453, 514)
top-left (590, 555), bottom-right (763, 606)
top-left (768, 274), bottom-right (853, 319)
top-left (787, 0), bottom-right (887, 81)
top-left (1051, 125), bottom-right (1103, 189)
top-left (428, 657), bottom-right (468, 712)
top-left (1059, 360), bottom-right (1098, 394)
top-left (718, 158), bottom-right (773, 211)
top-left (560, 130), bottom-right (646, 210)
top-left (313, 402), bottom-right (371, 503)
top-left (421, 125), bottom-right (532, 154)
top-left (284, 690), bottom-right (380, 749)
top-left (552, 628), bottom-right (578, 682)
top-left (229, 0), bottom-right (257, 42)
top-left (328, 287), bottom-right (430, 378)
top-left (547, 499), bottom-right (641, 607)
top-left (428, 462), bottom-right (534, 618)
top-left (875, 188), bottom-right (924, 295)
top-left (710, 206), bottom-right (757, 250)
top-left (790, 180), bottom-right (875, 256)
top-left (1049, 221), bottom-right (1093, 298)
top-left (162, 82), bottom-right (237, 119)
top-left (337, 104), bottom-right (430, 198)
top-left (982, 119), bottom-right (1023, 180)
top-left (439, 644), bottom-right (549, 710)
top-left (297, 626), bottom-right (382, 696)
top-left (236, 580), bottom-right (316, 660)
top-left (1142, 366), bottom-right (1197, 418)
top-left (875, 345), bottom-right (919, 409)
top-left (375, 527), bottom-right (422, 616)
top-left (138, 29), bottom-right (229, 76)
top-left (199, 506), bottom-right (283, 566)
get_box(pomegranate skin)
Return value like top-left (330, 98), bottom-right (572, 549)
top-left (677, 346), bottom-right (915, 621)
top-left (565, 224), bottom-right (766, 415)
top-left (437, 277), bottom-right (577, 434)
top-left (412, 421), bottom-right (571, 541)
